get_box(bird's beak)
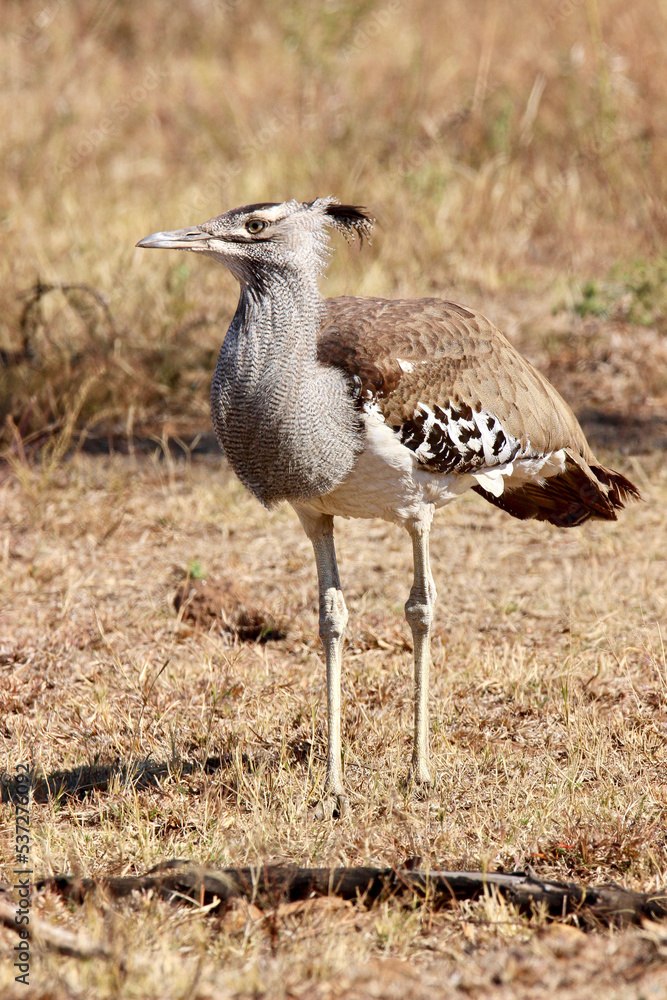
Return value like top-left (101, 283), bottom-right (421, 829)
top-left (135, 227), bottom-right (209, 250)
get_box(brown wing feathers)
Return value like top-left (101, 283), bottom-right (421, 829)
top-left (317, 296), bottom-right (641, 527)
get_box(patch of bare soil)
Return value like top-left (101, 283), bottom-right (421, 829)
top-left (174, 571), bottom-right (286, 641)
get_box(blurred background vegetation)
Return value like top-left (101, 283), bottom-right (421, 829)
top-left (1, 0), bottom-right (665, 455)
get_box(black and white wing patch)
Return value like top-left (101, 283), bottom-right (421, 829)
top-left (396, 401), bottom-right (523, 495)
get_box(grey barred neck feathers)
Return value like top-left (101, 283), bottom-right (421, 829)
top-left (206, 200), bottom-right (370, 506)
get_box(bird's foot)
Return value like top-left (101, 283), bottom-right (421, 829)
top-left (406, 760), bottom-right (433, 799)
top-left (309, 790), bottom-right (349, 820)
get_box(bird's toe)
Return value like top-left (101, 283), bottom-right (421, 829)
top-left (309, 792), bottom-right (349, 820)
top-left (406, 763), bottom-right (433, 798)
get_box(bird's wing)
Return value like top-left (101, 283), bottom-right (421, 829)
top-left (318, 296), bottom-right (592, 461)
top-left (317, 296), bottom-right (639, 524)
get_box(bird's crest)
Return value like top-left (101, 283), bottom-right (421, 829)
top-left (314, 199), bottom-right (374, 244)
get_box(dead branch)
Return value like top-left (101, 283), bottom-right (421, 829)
top-left (35, 860), bottom-right (667, 928)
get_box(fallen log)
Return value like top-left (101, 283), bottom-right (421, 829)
top-left (35, 860), bottom-right (667, 927)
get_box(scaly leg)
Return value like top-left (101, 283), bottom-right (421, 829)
top-left (294, 508), bottom-right (348, 813)
top-left (405, 513), bottom-right (437, 787)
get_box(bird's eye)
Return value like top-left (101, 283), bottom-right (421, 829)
top-left (246, 219), bottom-right (267, 234)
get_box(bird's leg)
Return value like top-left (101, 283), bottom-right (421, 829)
top-left (294, 508), bottom-right (348, 815)
top-left (405, 514), bottom-right (437, 788)
top-left (312, 531), bottom-right (347, 803)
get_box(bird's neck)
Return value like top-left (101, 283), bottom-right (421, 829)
top-left (210, 270), bottom-right (362, 507)
top-left (229, 270), bottom-right (324, 367)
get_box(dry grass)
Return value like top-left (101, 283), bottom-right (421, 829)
top-left (2, 0), bottom-right (667, 996)
top-left (1, 449), bottom-right (666, 998)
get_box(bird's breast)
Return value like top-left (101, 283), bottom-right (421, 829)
top-left (210, 358), bottom-right (363, 507)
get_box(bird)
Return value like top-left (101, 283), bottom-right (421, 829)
top-left (137, 197), bottom-right (641, 815)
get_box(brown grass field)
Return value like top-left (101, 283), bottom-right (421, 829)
top-left (1, 1), bottom-right (667, 997)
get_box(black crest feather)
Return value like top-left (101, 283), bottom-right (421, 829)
top-left (323, 202), bottom-right (374, 244)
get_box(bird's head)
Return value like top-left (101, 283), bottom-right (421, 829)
top-left (136, 197), bottom-right (373, 290)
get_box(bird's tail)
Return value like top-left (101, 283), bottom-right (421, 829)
top-left (473, 451), bottom-right (641, 527)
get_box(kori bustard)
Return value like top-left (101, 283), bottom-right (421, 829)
top-left (137, 198), bottom-right (640, 813)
